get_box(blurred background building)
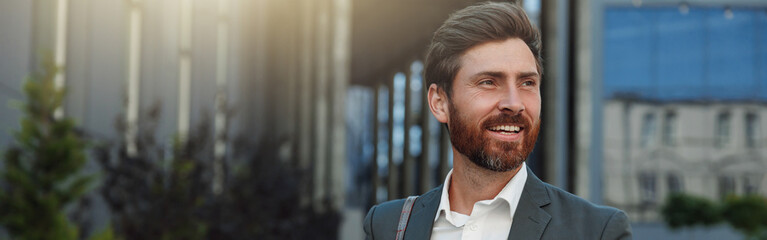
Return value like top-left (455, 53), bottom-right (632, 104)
top-left (0, 0), bottom-right (765, 239)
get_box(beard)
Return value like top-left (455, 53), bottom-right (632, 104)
top-left (447, 100), bottom-right (540, 172)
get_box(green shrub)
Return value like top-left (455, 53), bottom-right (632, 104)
top-left (662, 193), bottom-right (767, 240)
top-left (722, 195), bottom-right (767, 238)
top-left (0, 57), bottom-right (92, 240)
top-left (95, 106), bottom-right (340, 239)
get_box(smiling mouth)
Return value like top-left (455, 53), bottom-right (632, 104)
top-left (487, 125), bottom-right (524, 135)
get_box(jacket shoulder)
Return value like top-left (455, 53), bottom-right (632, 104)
top-left (363, 186), bottom-right (442, 240)
top-left (363, 198), bottom-right (408, 240)
top-left (541, 183), bottom-right (632, 239)
top-left (544, 182), bottom-right (620, 217)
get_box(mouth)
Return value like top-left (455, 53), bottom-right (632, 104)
top-left (487, 124), bottom-right (524, 135)
top-left (485, 124), bottom-right (526, 142)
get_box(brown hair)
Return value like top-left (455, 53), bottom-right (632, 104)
top-left (424, 1), bottom-right (542, 96)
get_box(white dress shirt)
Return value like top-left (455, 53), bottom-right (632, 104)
top-left (431, 162), bottom-right (527, 240)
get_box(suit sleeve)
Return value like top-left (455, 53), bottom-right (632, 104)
top-left (600, 210), bottom-right (632, 240)
top-left (364, 205), bottom-right (377, 240)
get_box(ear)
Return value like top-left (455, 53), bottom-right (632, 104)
top-left (427, 84), bottom-right (449, 124)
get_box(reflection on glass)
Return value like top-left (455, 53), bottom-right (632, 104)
top-left (641, 113), bottom-right (656, 148)
top-left (718, 175), bottom-right (735, 199)
top-left (602, 5), bottom-right (767, 225)
top-left (639, 172), bottom-right (657, 204)
top-left (666, 173), bottom-right (683, 194)
top-left (662, 111), bottom-right (676, 146)
top-left (743, 176), bottom-right (760, 195)
top-left (745, 113), bottom-right (760, 148)
top-left (716, 112), bottom-right (731, 148)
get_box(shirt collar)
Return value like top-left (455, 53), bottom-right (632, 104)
top-left (434, 162), bottom-right (528, 222)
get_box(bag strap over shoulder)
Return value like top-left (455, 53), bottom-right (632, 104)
top-left (395, 196), bottom-right (418, 240)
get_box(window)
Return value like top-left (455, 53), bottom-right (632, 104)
top-left (716, 112), bottom-right (731, 148)
top-left (662, 111), bottom-right (677, 146)
top-left (718, 176), bottom-right (735, 199)
top-left (745, 113), bottom-right (760, 148)
top-left (743, 176), bottom-right (761, 195)
top-left (639, 172), bottom-right (657, 204)
top-left (641, 113), bottom-right (657, 148)
top-left (667, 173), bottom-right (683, 194)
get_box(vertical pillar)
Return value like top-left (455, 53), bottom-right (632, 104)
top-left (329, 0), bottom-right (351, 210)
top-left (212, 0), bottom-right (230, 195)
top-left (178, 0), bottom-right (193, 142)
top-left (573, 0), bottom-right (603, 203)
top-left (298, 0), bottom-right (316, 207)
top-left (125, 0), bottom-right (142, 157)
top-left (53, 0), bottom-right (68, 119)
top-left (371, 83), bottom-right (381, 205)
top-left (313, 0), bottom-right (330, 211)
top-left (387, 74), bottom-right (397, 200)
top-left (402, 68), bottom-right (413, 197)
top-left (541, 0), bottom-right (571, 189)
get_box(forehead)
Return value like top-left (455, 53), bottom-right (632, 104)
top-left (457, 38), bottom-right (538, 78)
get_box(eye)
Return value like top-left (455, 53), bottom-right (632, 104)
top-left (479, 79), bottom-right (494, 85)
top-left (521, 80), bottom-right (536, 87)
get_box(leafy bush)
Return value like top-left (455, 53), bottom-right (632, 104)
top-left (206, 136), bottom-right (340, 240)
top-left (662, 193), bottom-right (767, 240)
top-left (661, 193), bottom-right (721, 228)
top-left (95, 105), bottom-right (340, 239)
top-left (95, 105), bottom-right (212, 240)
top-left (0, 58), bottom-right (93, 240)
top-left (722, 195), bottom-right (767, 239)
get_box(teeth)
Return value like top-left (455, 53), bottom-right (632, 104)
top-left (491, 125), bottom-right (521, 132)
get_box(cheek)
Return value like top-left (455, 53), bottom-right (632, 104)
top-left (524, 94), bottom-right (542, 118)
top-left (456, 91), bottom-right (493, 111)
top-left (463, 96), bottom-right (497, 118)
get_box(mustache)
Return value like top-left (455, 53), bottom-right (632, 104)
top-left (481, 113), bottom-right (530, 129)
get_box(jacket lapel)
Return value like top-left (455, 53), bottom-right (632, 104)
top-left (402, 185), bottom-right (442, 239)
top-left (508, 166), bottom-right (552, 240)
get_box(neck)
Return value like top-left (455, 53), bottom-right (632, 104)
top-left (447, 149), bottom-right (523, 216)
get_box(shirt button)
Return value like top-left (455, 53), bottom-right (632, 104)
top-left (469, 224), bottom-right (478, 231)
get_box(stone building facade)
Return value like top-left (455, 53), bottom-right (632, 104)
top-left (603, 98), bottom-right (767, 221)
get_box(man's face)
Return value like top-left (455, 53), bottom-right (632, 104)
top-left (429, 38), bottom-right (541, 172)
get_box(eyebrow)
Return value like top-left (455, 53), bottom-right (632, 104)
top-left (516, 71), bottom-right (539, 79)
top-left (470, 71), bottom-right (539, 80)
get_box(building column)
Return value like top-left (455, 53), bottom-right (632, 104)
top-left (298, 0), bottom-right (316, 208)
top-left (540, 0), bottom-right (571, 190)
top-left (125, 0), bottom-right (142, 157)
top-left (573, 0), bottom-right (604, 204)
top-left (177, 0), bottom-right (193, 142)
top-left (329, 0), bottom-right (351, 210)
top-left (212, 0), bottom-right (231, 195)
top-left (370, 83), bottom-right (382, 206)
top-left (387, 73), bottom-right (398, 200)
top-left (402, 68), bottom-right (414, 197)
top-left (53, 0), bottom-right (68, 119)
top-left (313, 0), bottom-right (331, 211)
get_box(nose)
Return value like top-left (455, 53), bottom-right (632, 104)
top-left (497, 86), bottom-right (524, 114)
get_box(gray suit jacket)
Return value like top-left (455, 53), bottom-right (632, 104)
top-left (363, 167), bottom-right (632, 239)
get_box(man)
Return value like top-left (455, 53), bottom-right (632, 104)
top-left (363, 2), bottom-right (632, 239)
